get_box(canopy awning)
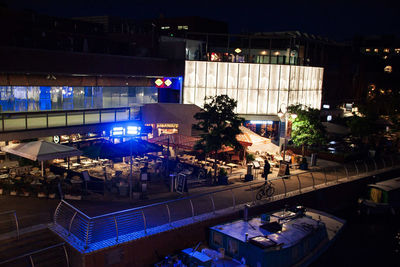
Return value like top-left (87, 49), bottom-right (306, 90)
top-left (148, 134), bottom-right (200, 151)
top-left (1, 140), bottom-right (82, 161)
top-left (240, 126), bottom-right (279, 154)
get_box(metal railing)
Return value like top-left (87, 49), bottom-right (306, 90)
top-left (0, 210), bottom-right (19, 239)
top-left (0, 242), bottom-right (69, 267)
top-left (52, 155), bottom-right (400, 252)
top-left (0, 106), bottom-right (139, 132)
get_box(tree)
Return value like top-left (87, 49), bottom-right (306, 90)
top-left (287, 104), bottom-right (326, 155)
top-left (193, 95), bottom-right (244, 182)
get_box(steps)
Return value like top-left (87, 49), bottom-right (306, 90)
top-left (0, 228), bottom-right (68, 267)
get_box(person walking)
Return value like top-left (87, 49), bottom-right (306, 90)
top-left (263, 160), bottom-right (271, 181)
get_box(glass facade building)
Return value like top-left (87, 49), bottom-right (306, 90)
top-left (0, 86), bottom-right (158, 112)
top-left (183, 61), bottom-right (323, 115)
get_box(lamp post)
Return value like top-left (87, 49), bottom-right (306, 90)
top-left (277, 105), bottom-right (297, 163)
top-left (277, 107), bottom-right (288, 163)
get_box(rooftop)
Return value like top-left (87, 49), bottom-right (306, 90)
top-left (210, 210), bottom-right (322, 249)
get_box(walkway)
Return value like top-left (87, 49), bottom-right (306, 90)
top-left (48, 155), bottom-right (399, 252)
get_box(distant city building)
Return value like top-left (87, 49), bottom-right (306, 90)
top-left (352, 35), bottom-right (400, 103)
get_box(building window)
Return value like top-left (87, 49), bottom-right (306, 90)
top-left (212, 232), bottom-right (223, 246)
top-left (227, 238), bottom-right (239, 256)
top-left (177, 25), bottom-right (188, 30)
top-left (161, 26), bottom-right (170, 30)
top-left (384, 65), bottom-right (393, 73)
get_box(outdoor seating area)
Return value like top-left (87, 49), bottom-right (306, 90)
top-left (0, 163), bottom-right (61, 198)
top-left (0, 128), bottom-right (306, 200)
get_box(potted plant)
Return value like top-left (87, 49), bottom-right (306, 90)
top-left (37, 184), bottom-right (48, 198)
top-left (246, 153), bottom-right (255, 164)
top-left (20, 182), bottom-right (32, 197)
top-left (218, 168), bottom-right (228, 185)
top-left (48, 182), bottom-right (58, 199)
top-left (0, 180), bottom-right (10, 195)
top-left (9, 181), bottom-right (17, 196)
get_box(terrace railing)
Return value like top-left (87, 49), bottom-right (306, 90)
top-left (0, 242), bottom-right (69, 267)
top-left (0, 106), bottom-right (139, 132)
top-left (52, 155), bottom-right (400, 252)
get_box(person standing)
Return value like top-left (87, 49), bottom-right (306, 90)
top-left (263, 160), bottom-right (271, 181)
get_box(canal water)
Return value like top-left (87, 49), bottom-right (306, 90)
top-left (311, 204), bottom-right (400, 267)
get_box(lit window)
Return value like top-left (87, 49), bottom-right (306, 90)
top-left (365, 48), bottom-right (371, 52)
top-left (161, 26), bottom-right (170, 30)
top-left (177, 25), bottom-right (188, 30)
top-left (383, 48), bottom-right (390, 53)
top-left (384, 65), bottom-right (392, 73)
top-left (374, 48), bottom-right (379, 53)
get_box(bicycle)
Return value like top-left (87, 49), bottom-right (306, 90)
top-left (256, 180), bottom-right (275, 200)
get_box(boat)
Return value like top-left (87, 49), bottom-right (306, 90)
top-left (358, 177), bottom-right (400, 215)
top-left (157, 206), bottom-right (345, 267)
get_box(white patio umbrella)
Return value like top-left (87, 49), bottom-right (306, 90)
top-left (1, 140), bottom-right (82, 176)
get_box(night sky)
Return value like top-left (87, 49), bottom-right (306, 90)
top-left (1, 0), bottom-right (398, 41)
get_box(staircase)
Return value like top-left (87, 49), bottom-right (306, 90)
top-left (0, 228), bottom-right (69, 267)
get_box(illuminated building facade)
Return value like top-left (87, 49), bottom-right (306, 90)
top-left (183, 61), bottom-right (323, 116)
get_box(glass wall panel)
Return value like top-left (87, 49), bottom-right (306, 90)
top-left (197, 61), bottom-right (207, 88)
top-left (259, 64), bottom-right (270, 90)
top-left (206, 62), bottom-right (217, 89)
top-left (257, 89), bottom-right (268, 114)
top-left (279, 65), bottom-right (290, 90)
top-left (238, 64), bottom-right (249, 89)
top-left (184, 61), bottom-right (196, 87)
top-left (183, 87), bottom-right (195, 104)
top-left (268, 90), bottom-right (278, 114)
top-left (237, 90), bottom-right (248, 114)
top-left (247, 90), bottom-right (258, 114)
top-left (227, 63), bottom-right (238, 89)
top-left (269, 65), bottom-right (280, 90)
top-left (217, 63), bottom-right (228, 89)
top-left (226, 89), bottom-right (237, 102)
top-left (249, 64), bottom-right (260, 90)
top-left (288, 90), bottom-right (298, 106)
top-left (278, 90), bottom-right (288, 110)
top-left (195, 88), bottom-right (206, 106)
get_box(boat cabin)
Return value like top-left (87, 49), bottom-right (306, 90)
top-left (367, 177), bottom-right (400, 205)
top-left (208, 208), bottom-right (328, 267)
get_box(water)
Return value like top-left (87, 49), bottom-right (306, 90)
top-left (311, 204), bottom-right (400, 267)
